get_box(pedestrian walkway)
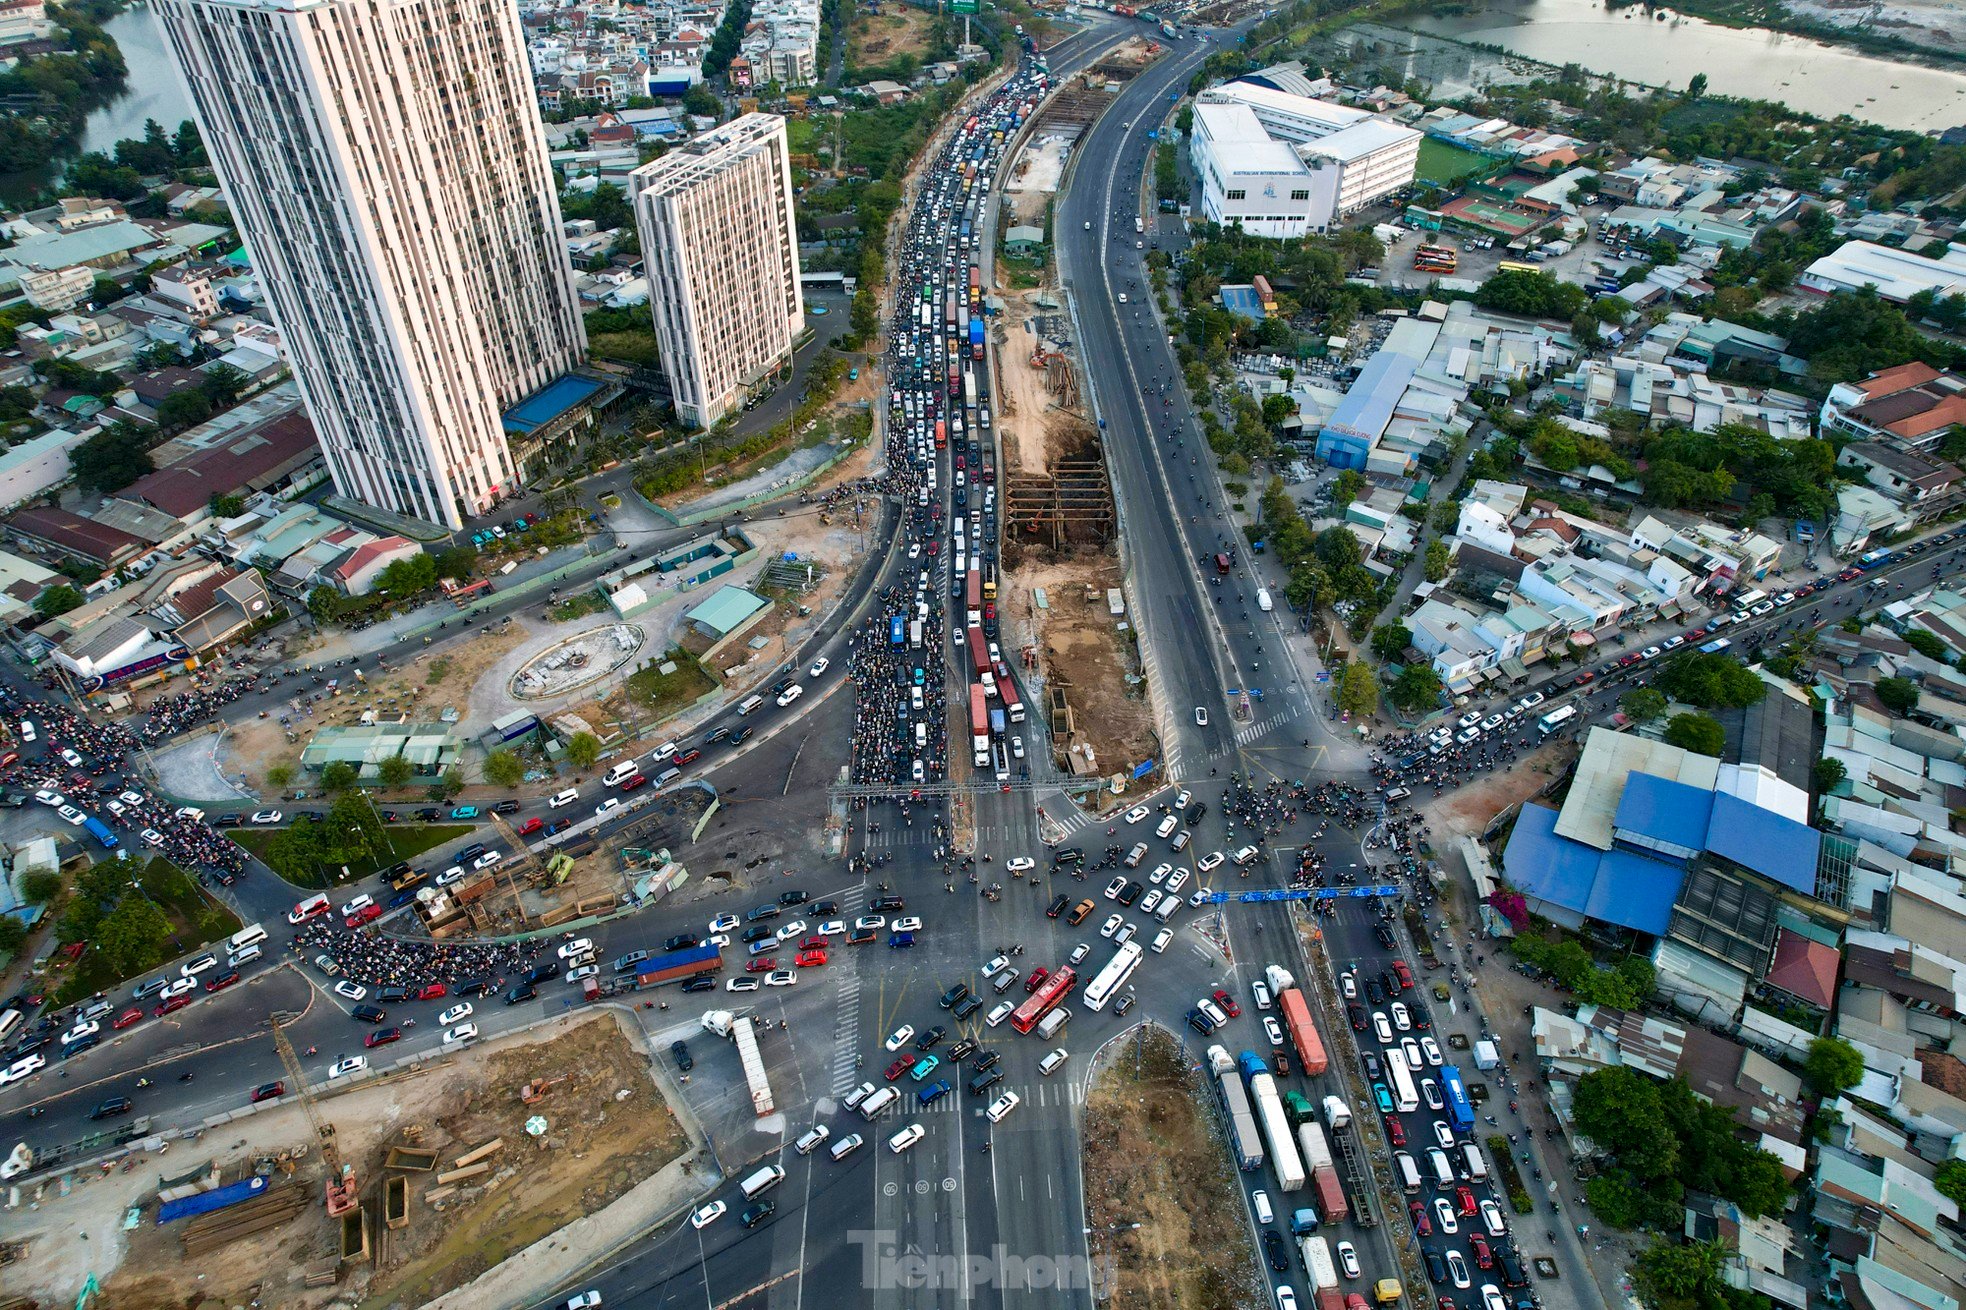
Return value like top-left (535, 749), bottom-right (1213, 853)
top-left (1234, 707), bottom-right (1303, 746)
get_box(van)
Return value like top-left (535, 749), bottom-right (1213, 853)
top-left (1252, 1190), bottom-right (1274, 1225)
top-left (1461, 1143), bottom-right (1488, 1181)
top-left (1153, 897), bottom-right (1179, 924)
top-left (1427, 1147), bottom-right (1455, 1188)
top-left (1036, 1006), bottom-right (1070, 1039)
top-left (1395, 1151), bottom-right (1422, 1193)
top-left (735, 694), bottom-right (765, 717)
top-left (652, 767), bottom-right (682, 788)
top-left (228, 923), bottom-right (268, 953)
top-left (0, 1008), bottom-right (22, 1046)
top-left (228, 943), bottom-right (263, 968)
top-left (739, 1165), bottom-right (786, 1199)
top-left (604, 760), bottom-right (640, 787)
top-left (858, 1086), bottom-right (899, 1119)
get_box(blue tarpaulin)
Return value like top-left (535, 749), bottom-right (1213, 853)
top-left (157, 1175), bottom-right (269, 1224)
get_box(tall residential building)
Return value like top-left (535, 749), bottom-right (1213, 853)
top-left (152, 0), bottom-right (587, 530)
top-left (631, 114), bottom-right (803, 428)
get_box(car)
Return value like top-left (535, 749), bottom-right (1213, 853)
top-left (249, 1080), bottom-right (286, 1104)
top-left (1469, 1235), bottom-right (1494, 1270)
top-left (691, 1200), bottom-right (727, 1230)
top-left (31, 788), bottom-right (61, 806)
top-left (913, 1026), bottom-right (947, 1051)
top-left (726, 976), bottom-right (760, 993)
top-left (1409, 1199), bottom-right (1432, 1237)
top-left (1402, 1037), bottom-right (1423, 1068)
top-left (739, 1201), bottom-right (775, 1228)
top-left (1197, 851), bottom-right (1225, 873)
top-left (557, 937), bottom-right (594, 960)
top-left (91, 1095), bottom-right (134, 1120)
top-left (1446, 1251), bottom-right (1472, 1289)
top-left (1022, 966), bottom-right (1050, 994)
top-left (1424, 1079), bottom-right (1444, 1110)
top-left (1434, 1119), bottom-right (1457, 1150)
top-left (594, 798), bottom-right (621, 818)
top-left (1123, 804), bottom-right (1151, 825)
top-left (1333, 1240), bottom-right (1360, 1280)
top-left (808, 656), bottom-right (830, 678)
top-left (1479, 1199), bottom-right (1506, 1237)
top-left (1103, 876), bottom-right (1127, 900)
top-left (250, 809), bottom-right (282, 824)
top-left (1421, 1036), bottom-right (1443, 1065)
top-left (329, 1056), bottom-right (368, 1079)
top-left (680, 976), bottom-right (715, 994)
top-left (774, 919), bottom-right (808, 942)
top-left (1385, 1117), bottom-right (1405, 1147)
top-left (909, 1053), bottom-right (939, 1080)
top-left (1373, 1011), bottom-right (1393, 1043)
top-left (891, 916), bottom-right (923, 932)
top-left (1100, 913), bottom-right (1123, 938)
top-left (854, 915), bottom-right (887, 932)
top-left (15, 720), bottom-right (32, 742)
top-left (794, 948), bottom-right (827, 968)
top-left (1194, 706), bottom-right (1208, 726)
top-left (437, 1002), bottom-right (474, 1026)
top-left (888, 1123), bottom-right (926, 1154)
top-left (883, 1023), bottom-right (919, 1053)
top-left (565, 965), bottom-right (599, 984)
top-left (987, 1000), bottom-right (1014, 1027)
top-left (364, 1025), bottom-right (402, 1049)
top-left (1006, 856), bottom-right (1035, 874)
top-left (1373, 1083), bottom-right (1393, 1113)
top-left (434, 866), bottom-right (467, 889)
top-left (1211, 988), bottom-right (1241, 1018)
top-left (918, 1079), bottom-right (952, 1106)
top-left (472, 850), bottom-right (503, 870)
top-left (56, 805), bottom-right (85, 826)
top-left (1348, 1003), bottom-right (1367, 1031)
top-left (111, 1006), bottom-right (145, 1030)
top-left (1263, 1229), bottom-right (1292, 1273)
top-left (883, 1055), bottom-right (912, 1081)
top-left (162, 976), bottom-right (196, 999)
top-left (745, 957), bottom-right (778, 974)
top-left (1263, 1015), bottom-right (1285, 1046)
top-left (205, 970), bottom-right (241, 993)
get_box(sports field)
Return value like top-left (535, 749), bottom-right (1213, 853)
top-left (1416, 137), bottom-right (1490, 186)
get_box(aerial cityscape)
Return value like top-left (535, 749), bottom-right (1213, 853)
top-left (0, 0), bottom-right (1962, 1306)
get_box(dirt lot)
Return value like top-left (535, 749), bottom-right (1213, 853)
top-left (1080, 1025), bottom-right (1261, 1310)
top-left (992, 292), bottom-right (1090, 480)
top-left (849, 4), bottom-right (936, 66)
top-left (12, 1012), bottom-right (689, 1310)
top-left (1416, 734), bottom-right (1577, 836)
top-left (217, 617), bottom-right (536, 791)
top-left (1002, 551), bottom-right (1154, 780)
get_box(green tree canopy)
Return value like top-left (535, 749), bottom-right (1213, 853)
top-left (1875, 676), bottom-right (1920, 715)
top-left (1656, 652), bottom-right (1768, 709)
top-left (565, 732), bottom-right (602, 770)
top-left (33, 585), bottom-right (84, 618)
top-left (1902, 629), bottom-right (1950, 662)
top-left (1663, 712), bottom-right (1726, 756)
top-left (1812, 756), bottom-right (1847, 794)
top-left (1620, 687), bottom-right (1668, 723)
top-left (69, 421), bottom-right (155, 494)
top-left (483, 749), bottom-right (525, 789)
top-left (1802, 1037), bottom-right (1866, 1098)
top-left (1390, 664), bottom-right (1443, 714)
top-left (1424, 539), bottom-right (1452, 583)
top-left (1336, 661), bottom-right (1379, 718)
top-left (1474, 268), bottom-right (1588, 320)
top-left (319, 760), bottom-right (358, 792)
top-left (377, 756), bottom-right (414, 788)
top-left (1370, 624), bottom-right (1413, 663)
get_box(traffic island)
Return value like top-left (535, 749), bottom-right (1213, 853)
top-left (1080, 1023), bottom-right (1263, 1309)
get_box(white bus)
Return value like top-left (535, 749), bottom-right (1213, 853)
top-left (1385, 1046), bottom-right (1421, 1114)
top-left (1536, 705), bottom-right (1578, 738)
top-left (1083, 942), bottom-right (1144, 1012)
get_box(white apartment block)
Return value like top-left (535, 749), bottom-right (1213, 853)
top-left (631, 114), bottom-right (804, 428)
top-left (153, 0), bottom-right (587, 531)
top-left (1189, 80), bottom-right (1419, 237)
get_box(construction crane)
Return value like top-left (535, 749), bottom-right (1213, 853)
top-left (270, 1014), bottom-right (358, 1216)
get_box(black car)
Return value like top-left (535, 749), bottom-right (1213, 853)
top-left (952, 995), bottom-right (983, 1020)
top-left (455, 978), bottom-right (493, 997)
top-left (1362, 1051), bottom-right (1382, 1080)
top-left (967, 1068), bottom-right (1005, 1095)
top-left (741, 925), bottom-right (774, 944)
top-left (415, 806), bottom-right (443, 821)
top-left (1116, 881), bottom-right (1142, 907)
top-left (664, 933), bottom-right (698, 952)
top-left (778, 888), bottom-right (809, 906)
top-left (1425, 1251), bottom-right (1448, 1284)
top-left (740, 1200), bottom-right (775, 1228)
top-left (504, 983), bottom-right (537, 1005)
top-left (914, 1026), bottom-right (945, 1050)
top-left (1364, 979), bottom-right (1385, 1005)
top-left (705, 725), bottom-right (731, 745)
top-left (670, 1040), bottom-right (693, 1072)
top-left (947, 1038), bottom-right (977, 1061)
top-left (213, 812), bottom-right (243, 827)
top-left (457, 843), bottom-right (487, 863)
top-left (813, 900), bottom-right (839, 917)
top-left (1348, 1004), bottom-right (1366, 1030)
top-left (384, 861), bottom-right (414, 881)
top-left (1262, 1229), bottom-right (1291, 1273)
top-left (1184, 802), bottom-right (1207, 825)
top-left (377, 986), bottom-right (412, 1004)
top-left (1375, 923), bottom-right (1397, 949)
top-left (1113, 990), bottom-right (1136, 1016)
top-left (970, 1048), bottom-right (999, 1073)
top-left (728, 725), bottom-right (753, 747)
top-left (90, 1095), bottom-right (133, 1120)
top-left (939, 982), bottom-right (969, 1009)
top-left (745, 903), bottom-right (782, 922)
top-left (62, 1034), bottom-right (100, 1057)
top-left (870, 894), bottom-right (906, 912)
top-left (524, 963), bottom-right (561, 985)
top-left (1409, 1002), bottom-right (1432, 1031)
top-left (1046, 894), bottom-right (1069, 918)
top-left (680, 976), bottom-right (716, 994)
top-left (490, 799), bottom-right (521, 814)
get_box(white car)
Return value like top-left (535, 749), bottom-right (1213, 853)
top-left (16, 719), bottom-right (33, 741)
top-left (884, 1024), bottom-right (916, 1051)
top-left (892, 916), bottom-right (923, 932)
top-left (1340, 972), bottom-right (1357, 999)
top-left (1140, 889), bottom-right (1164, 915)
top-left (1165, 868), bottom-right (1189, 893)
top-left (1518, 691), bottom-right (1545, 709)
top-left (1434, 1198), bottom-right (1459, 1234)
top-left (764, 970), bottom-right (796, 987)
top-left (161, 976), bottom-right (196, 999)
top-left (558, 937), bottom-right (594, 960)
top-left (333, 981), bottom-right (368, 1001)
top-left (472, 850), bottom-right (503, 870)
top-left (1103, 877), bottom-right (1127, 900)
top-left (58, 748), bottom-right (83, 768)
top-left (808, 657), bottom-right (830, 678)
top-left (1402, 1037), bottom-right (1423, 1069)
top-left (1069, 942), bottom-right (1092, 964)
top-left (1420, 1036), bottom-right (1443, 1066)
top-left (0, 1053), bottom-right (46, 1084)
top-left (1006, 857), bottom-right (1035, 874)
top-left (32, 789), bottom-right (60, 806)
top-left (563, 1294), bottom-right (602, 1310)
top-left (1196, 851), bottom-right (1225, 873)
top-left (1336, 1241), bottom-right (1360, 1279)
top-left (1148, 863), bottom-right (1171, 884)
top-left (708, 913), bottom-right (739, 933)
top-left (775, 684), bottom-right (804, 708)
top-left (1155, 815), bottom-right (1179, 840)
top-left (340, 894), bottom-right (375, 918)
top-left (250, 809), bottom-right (282, 824)
top-left (1390, 1001), bottom-right (1411, 1030)
top-left (854, 915), bottom-right (887, 932)
top-left (549, 788), bottom-right (580, 808)
top-left (1100, 913), bottom-right (1123, 939)
top-left (435, 866), bottom-right (466, 888)
top-left (1372, 1011), bottom-right (1393, 1043)
top-left (180, 953), bottom-right (218, 978)
top-left (986, 1001), bottom-right (1014, 1027)
top-left (329, 1056), bottom-right (369, 1079)
top-left (442, 1023), bottom-right (479, 1045)
top-left (888, 1123), bottom-right (926, 1154)
top-left (1445, 1253), bottom-right (1472, 1290)
top-left (140, 828), bottom-right (166, 847)
top-left (691, 1200), bottom-right (727, 1230)
top-left (774, 919), bottom-right (808, 942)
top-left (816, 919), bottom-right (846, 936)
top-left (174, 806), bottom-right (203, 821)
top-left (438, 1002), bottom-right (474, 1026)
top-left (1434, 1120), bottom-right (1456, 1150)
top-left (56, 806), bottom-right (85, 825)
top-left (594, 797), bottom-right (621, 818)
top-left (726, 976), bottom-right (760, 992)
top-left (566, 965), bottom-right (600, 984)
top-left (60, 1018), bottom-right (99, 1045)
top-left (1010, 736), bottom-right (1024, 759)
top-left (982, 953), bottom-right (1011, 977)
top-left (1151, 928), bottom-right (1173, 953)
top-left (1194, 706), bottom-right (1208, 726)
top-left (1123, 805), bottom-right (1151, 825)
top-left (1263, 1016), bottom-right (1285, 1046)
top-left (1479, 1199), bottom-right (1507, 1237)
top-left (986, 1090), bottom-right (1020, 1123)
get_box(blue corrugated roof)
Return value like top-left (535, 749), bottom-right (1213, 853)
top-left (1705, 792), bottom-right (1820, 893)
top-left (1613, 773), bottom-right (1713, 852)
top-left (1584, 849), bottom-right (1686, 936)
top-left (1320, 348), bottom-right (1419, 446)
top-left (1220, 286), bottom-right (1266, 321)
top-left (1501, 804), bottom-right (1601, 914)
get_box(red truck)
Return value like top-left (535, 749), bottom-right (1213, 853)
top-left (1279, 988), bottom-right (1329, 1075)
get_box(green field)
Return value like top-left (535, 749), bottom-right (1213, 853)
top-left (1416, 138), bottom-right (1491, 187)
top-left (228, 821), bottom-right (475, 889)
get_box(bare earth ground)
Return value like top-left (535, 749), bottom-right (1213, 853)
top-left (1004, 553), bottom-right (1154, 781)
top-left (1080, 1024), bottom-right (1262, 1310)
top-left (1002, 134), bottom-right (1070, 224)
top-left (848, 5), bottom-right (936, 65)
top-left (1414, 735), bottom-right (1576, 837)
top-left (7, 1011), bottom-right (686, 1310)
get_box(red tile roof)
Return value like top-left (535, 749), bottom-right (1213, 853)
top-left (124, 410), bottom-right (319, 517)
top-left (1854, 362), bottom-right (1941, 399)
top-left (1764, 930), bottom-right (1840, 1009)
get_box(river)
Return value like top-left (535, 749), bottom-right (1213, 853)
top-left (1399, 0), bottom-right (1966, 132)
top-left (0, 2), bottom-right (190, 205)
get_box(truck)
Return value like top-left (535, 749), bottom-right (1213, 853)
top-left (1206, 1046), bottom-right (1264, 1170)
top-left (1474, 1039), bottom-right (1501, 1071)
top-left (1297, 1121), bottom-right (1333, 1173)
top-left (1002, 680), bottom-right (1025, 725)
top-left (1322, 1095), bottom-right (1352, 1132)
top-left (946, 291), bottom-right (961, 328)
top-left (963, 370), bottom-right (977, 408)
top-left (1278, 988), bottom-right (1329, 1075)
top-left (1313, 1161), bottom-right (1349, 1224)
top-left (1256, 587), bottom-right (1273, 613)
top-left (989, 705), bottom-right (1006, 736)
top-left (1374, 1280), bottom-right (1403, 1305)
top-left (1246, 1064), bottom-right (1306, 1193)
top-left (970, 684), bottom-right (990, 767)
top-left (631, 943), bottom-right (723, 987)
top-left (702, 1009), bottom-right (773, 1116)
top-left (1302, 1235), bottom-right (1342, 1310)
top-left (1292, 1207), bottom-right (1321, 1236)
top-left (1265, 964), bottom-right (1296, 994)
top-left (968, 316), bottom-right (985, 359)
top-left (965, 573), bottom-right (982, 628)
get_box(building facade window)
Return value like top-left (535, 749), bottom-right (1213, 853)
top-left (1225, 188), bottom-right (1245, 200)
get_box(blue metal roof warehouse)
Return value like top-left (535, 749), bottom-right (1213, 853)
top-left (1315, 317), bottom-right (1441, 470)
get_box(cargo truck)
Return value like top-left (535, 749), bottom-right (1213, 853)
top-left (1322, 1095), bottom-right (1352, 1132)
top-left (702, 1009), bottom-right (773, 1115)
top-left (964, 370), bottom-right (977, 408)
top-left (968, 316), bottom-right (985, 359)
top-left (1474, 1039), bottom-right (1501, 1070)
top-left (629, 942), bottom-right (722, 987)
top-left (1265, 964), bottom-right (1296, 994)
top-left (1206, 1045), bottom-right (1264, 1170)
top-left (1244, 1057), bottom-right (1306, 1192)
top-left (1002, 680), bottom-right (1025, 724)
top-left (1278, 988), bottom-right (1329, 1075)
top-left (1302, 1235), bottom-right (1342, 1310)
top-left (970, 684), bottom-right (990, 767)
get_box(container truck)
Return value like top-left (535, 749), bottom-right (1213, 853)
top-left (630, 943), bottom-right (723, 987)
top-left (1292, 1207), bottom-right (1320, 1235)
top-left (1002, 681), bottom-right (1025, 724)
top-left (1278, 988), bottom-right (1329, 1075)
top-left (1302, 1235), bottom-right (1342, 1310)
top-left (1206, 1045), bottom-right (1264, 1170)
top-left (968, 316), bottom-right (985, 359)
top-left (1283, 1089), bottom-right (1316, 1125)
top-left (1313, 1162), bottom-right (1349, 1224)
top-left (1297, 1121), bottom-right (1333, 1173)
top-left (1256, 587), bottom-right (1274, 612)
top-left (946, 291), bottom-right (960, 328)
top-left (1322, 1095), bottom-right (1352, 1132)
top-left (702, 1009), bottom-right (773, 1115)
top-left (970, 684), bottom-right (990, 767)
top-left (965, 573), bottom-right (982, 628)
top-left (1246, 1066), bottom-right (1307, 1193)
top-left (963, 370), bottom-right (977, 408)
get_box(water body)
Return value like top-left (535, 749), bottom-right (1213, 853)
top-left (1401, 0), bottom-right (1966, 132)
top-left (0, 3), bottom-right (191, 204)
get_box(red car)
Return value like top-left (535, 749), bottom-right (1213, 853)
top-left (1212, 988), bottom-right (1241, 1018)
top-left (1409, 1199), bottom-right (1432, 1237)
top-left (800, 936), bottom-right (828, 950)
top-left (0, 751), bottom-right (16, 767)
top-left (1469, 1235), bottom-right (1494, 1269)
top-left (346, 904), bottom-right (383, 928)
top-left (794, 949), bottom-right (827, 968)
top-left (112, 1006), bottom-right (144, 1030)
top-left (1385, 1118), bottom-right (1405, 1147)
top-left (1390, 960), bottom-right (1413, 990)
top-left (415, 983), bottom-right (448, 1001)
top-left (745, 957), bottom-right (776, 973)
top-left (250, 1081), bottom-right (285, 1103)
top-left (517, 817), bottom-right (544, 836)
top-left (884, 1056), bottom-right (912, 1081)
top-left (620, 774), bottom-right (649, 793)
top-left (364, 1026), bottom-right (402, 1048)
top-left (1023, 966), bottom-right (1049, 994)
top-left (155, 994), bottom-right (191, 1016)
top-left (926, 539), bottom-right (940, 556)
top-left (1456, 1185), bottom-right (1479, 1216)
top-left (1570, 671), bottom-right (1595, 687)
top-left (205, 970), bottom-right (241, 993)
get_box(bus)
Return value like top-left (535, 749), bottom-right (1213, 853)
top-left (1384, 1046), bottom-right (1420, 1113)
top-left (1441, 1066), bottom-right (1474, 1133)
top-left (1083, 942), bottom-right (1143, 1011)
top-left (1497, 260), bottom-right (1540, 275)
top-left (1536, 705), bottom-right (1577, 737)
top-left (889, 615), bottom-right (906, 647)
top-left (1011, 965), bottom-right (1077, 1033)
top-left (1857, 548), bottom-right (1897, 571)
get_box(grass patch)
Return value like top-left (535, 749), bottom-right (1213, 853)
top-left (547, 592), bottom-right (610, 623)
top-left (1415, 137), bottom-right (1491, 187)
top-left (50, 858), bottom-right (242, 1004)
top-left (227, 822), bottom-right (475, 890)
top-left (426, 657), bottom-right (453, 685)
top-left (589, 329), bottom-right (660, 368)
top-left (623, 647), bottom-right (719, 722)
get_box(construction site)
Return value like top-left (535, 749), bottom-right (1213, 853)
top-left (3, 1011), bottom-right (692, 1310)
